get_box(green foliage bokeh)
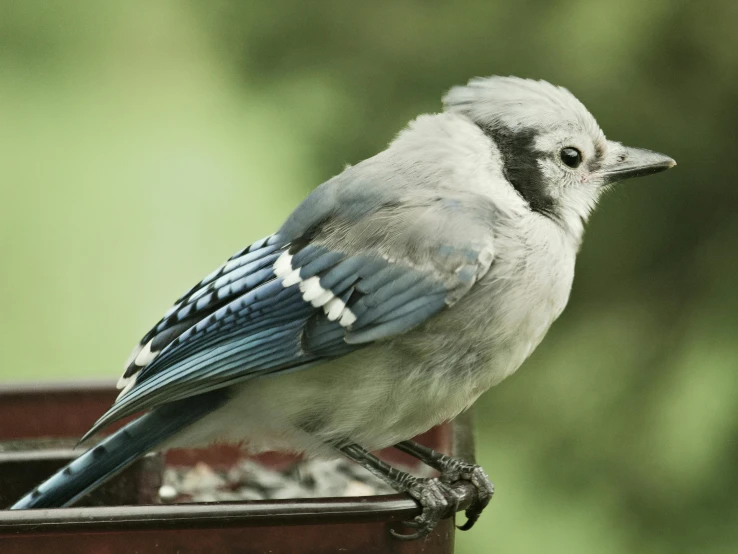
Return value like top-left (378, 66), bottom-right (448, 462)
top-left (1, 2), bottom-right (736, 552)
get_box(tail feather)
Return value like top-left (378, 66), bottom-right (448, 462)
top-left (10, 390), bottom-right (228, 510)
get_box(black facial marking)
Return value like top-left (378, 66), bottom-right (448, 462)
top-left (475, 123), bottom-right (558, 219)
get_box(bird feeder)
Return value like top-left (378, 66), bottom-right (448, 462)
top-left (0, 381), bottom-right (478, 553)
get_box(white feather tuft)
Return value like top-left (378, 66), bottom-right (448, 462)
top-left (324, 298), bottom-right (346, 321)
top-left (282, 269), bottom-right (302, 287)
top-left (116, 374), bottom-right (132, 390)
top-left (273, 252), bottom-right (293, 278)
top-left (116, 377), bottom-right (137, 400)
top-left (122, 344), bottom-right (142, 372)
top-left (300, 277), bottom-right (326, 301)
top-left (310, 289), bottom-right (334, 308)
top-left (339, 309), bottom-right (357, 327)
top-left (134, 340), bottom-right (158, 367)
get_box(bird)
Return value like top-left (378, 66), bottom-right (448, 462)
top-left (10, 75), bottom-right (675, 540)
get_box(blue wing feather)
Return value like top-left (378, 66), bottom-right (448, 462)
top-left (100, 221), bottom-right (489, 441)
top-left (346, 295), bottom-right (447, 344)
top-left (121, 234), bottom-right (288, 381)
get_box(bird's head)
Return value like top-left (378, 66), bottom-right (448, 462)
top-left (443, 76), bottom-right (676, 235)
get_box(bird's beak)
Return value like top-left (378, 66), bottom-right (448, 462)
top-left (600, 146), bottom-right (676, 185)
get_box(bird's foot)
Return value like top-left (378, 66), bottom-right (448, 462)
top-left (390, 477), bottom-right (462, 540)
top-left (437, 459), bottom-right (494, 531)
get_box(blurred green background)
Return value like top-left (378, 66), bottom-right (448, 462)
top-left (1, 1), bottom-right (737, 552)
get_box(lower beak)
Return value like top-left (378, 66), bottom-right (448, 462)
top-left (601, 147), bottom-right (676, 185)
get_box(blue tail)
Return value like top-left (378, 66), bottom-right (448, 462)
top-left (11, 390), bottom-right (228, 509)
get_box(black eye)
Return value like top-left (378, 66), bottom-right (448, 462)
top-left (560, 147), bottom-right (582, 168)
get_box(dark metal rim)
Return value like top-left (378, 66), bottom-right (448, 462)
top-left (0, 496), bottom-right (421, 534)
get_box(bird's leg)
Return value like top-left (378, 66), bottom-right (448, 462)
top-left (394, 440), bottom-right (493, 531)
top-left (334, 441), bottom-right (463, 540)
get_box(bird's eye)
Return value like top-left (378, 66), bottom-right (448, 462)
top-left (560, 147), bottom-right (582, 168)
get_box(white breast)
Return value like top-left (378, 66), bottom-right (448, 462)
top-left (487, 218), bottom-right (576, 385)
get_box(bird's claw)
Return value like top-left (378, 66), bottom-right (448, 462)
top-left (389, 462), bottom-right (494, 540)
top-left (439, 461), bottom-right (494, 531)
top-left (457, 464), bottom-right (494, 530)
top-left (390, 477), bottom-right (460, 540)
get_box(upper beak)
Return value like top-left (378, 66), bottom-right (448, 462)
top-left (600, 147), bottom-right (676, 185)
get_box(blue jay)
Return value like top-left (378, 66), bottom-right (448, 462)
top-left (11, 76), bottom-right (675, 539)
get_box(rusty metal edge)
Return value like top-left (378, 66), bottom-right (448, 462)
top-left (0, 496), bottom-right (420, 533)
top-left (0, 449), bottom-right (78, 462)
